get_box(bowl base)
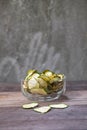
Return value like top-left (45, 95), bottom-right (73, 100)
top-left (23, 89), bottom-right (64, 102)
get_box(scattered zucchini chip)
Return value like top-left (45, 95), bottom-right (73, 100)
top-left (34, 106), bottom-right (51, 113)
top-left (22, 102), bottom-right (38, 109)
top-left (50, 103), bottom-right (68, 109)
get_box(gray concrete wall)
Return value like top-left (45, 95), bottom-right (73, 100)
top-left (0, 0), bottom-right (87, 83)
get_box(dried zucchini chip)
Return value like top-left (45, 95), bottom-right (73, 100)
top-left (40, 74), bottom-right (50, 82)
top-left (25, 70), bottom-right (37, 81)
top-left (49, 77), bottom-right (60, 83)
top-left (23, 69), bottom-right (65, 96)
top-left (22, 84), bottom-right (28, 94)
top-left (34, 106), bottom-right (51, 113)
top-left (50, 81), bottom-right (63, 92)
top-left (25, 74), bottom-right (31, 81)
top-left (37, 78), bottom-right (47, 88)
top-left (22, 102), bottom-right (38, 109)
top-left (22, 84), bottom-right (27, 89)
top-left (43, 70), bottom-right (53, 77)
top-left (50, 103), bottom-right (68, 109)
top-left (28, 78), bottom-right (39, 89)
top-left (32, 73), bottom-right (40, 79)
top-left (57, 74), bottom-right (65, 80)
top-left (30, 88), bottom-right (47, 95)
top-left (27, 69), bottom-right (37, 76)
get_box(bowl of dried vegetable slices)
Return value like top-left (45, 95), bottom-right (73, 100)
top-left (21, 69), bottom-right (66, 101)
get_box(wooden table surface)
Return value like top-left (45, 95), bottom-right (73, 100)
top-left (0, 81), bottom-right (87, 130)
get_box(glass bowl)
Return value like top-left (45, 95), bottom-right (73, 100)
top-left (21, 75), bottom-right (66, 101)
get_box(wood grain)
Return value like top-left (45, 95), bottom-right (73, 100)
top-left (0, 91), bottom-right (87, 107)
top-left (0, 81), bottom-right (87, 92)
top-left (0, 81), bottom-right (87, 130)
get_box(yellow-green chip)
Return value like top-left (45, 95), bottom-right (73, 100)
top-left (34, 106), bottom-right (51, 113)
top-left (22, 103), bottom-right (38, 109)
top-left (50, 103), bottom-right (68, 109)
top-left (30, 88), bottom-right (47, 95)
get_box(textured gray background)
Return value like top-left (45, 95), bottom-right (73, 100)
top-left (0, 0), bottom-right (87, 83)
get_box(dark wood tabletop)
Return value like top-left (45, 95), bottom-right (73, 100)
top-left (0, 81), bottom-right (87, 130)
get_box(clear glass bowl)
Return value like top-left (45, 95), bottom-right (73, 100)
top-left (21, 76), bottom-right (66, 101)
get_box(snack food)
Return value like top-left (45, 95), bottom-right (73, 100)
top-left (34, 106), bottom-right (51, 113)
top-left (22, 103), bottom-right (38, 109)
top-left (21, 69), bottom-right (66, 101)
top-left (49, 103), bottom-right (68, 108)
